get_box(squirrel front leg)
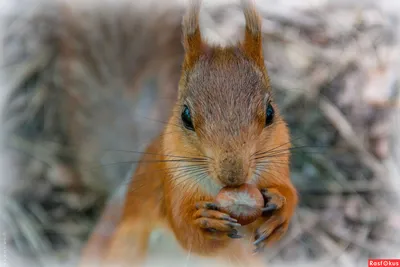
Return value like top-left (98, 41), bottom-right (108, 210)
top-left (103, 140), bottom-right (165, 267)
top-left (163, 181), bottom-right (242, 256)
top-left (104, 218), bottom-right (152, 267)
top-left (103, 179), bottom-right (157, 267)
top-left (247, 164), bottom-right (298, 253)
top-left (79, 182), bottom-right (152, 267)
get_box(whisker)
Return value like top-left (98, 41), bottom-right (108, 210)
top-left (252, 139), bottom-right (296, 159)
top-left (252, 128), bottom-right (335, 160)
top-left (137, 158), bottom-right (209, 164)
top-left (254, 145), bottom-right (329, 160)
top-left (125, 166), bottom-right (207, 192)
top-left (254, 149), bottom-right (329, 161)
top-left (171, 165), bottom-right (210, 186)
top-left (166, 166), bottom-right (209, 178)
top-left (102, 148), bottom-right (210, 161)
top-left (255, 160), bottom-right (290, 166)
top-left (176, 172), bottom-right (209, 192)
top-left (173, 169), bottom-right (209, 184)
top-left (122, 164), bottom-right (209, 186)
top-left (253, 167), bottom-right (290, 186)
top-left (171, 174), bottom-right (202, 192)
top-left (92, 159), bottom-right (210, 170)
top-left (255, 143), bottom-right (317, 157)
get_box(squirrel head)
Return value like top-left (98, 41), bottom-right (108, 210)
top-left (163, 0), bottom-right (290, 193)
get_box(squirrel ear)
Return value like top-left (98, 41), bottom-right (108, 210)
top-left (182, 0), bottom-right (204, 69)
top-left (240, 0), bottom-right (265, 69)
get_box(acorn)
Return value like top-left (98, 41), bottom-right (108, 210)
top-left (215, 183), bottom-right (264, 226)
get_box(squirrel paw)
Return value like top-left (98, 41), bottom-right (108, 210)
top-left (193, 201), bottom-right (242, 240)
top-left (253, 189), bottom-right (288, 253)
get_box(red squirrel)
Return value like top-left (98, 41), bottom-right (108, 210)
top-left (80, 0), bottom-right (298, 266)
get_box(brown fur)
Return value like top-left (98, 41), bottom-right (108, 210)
top-left (81, 0), bottom-right (298, 266)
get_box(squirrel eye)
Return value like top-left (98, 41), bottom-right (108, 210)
top-left (265, 103), bottom-right (275, 126)
top-left (181, 105), bottom-right (194, 131)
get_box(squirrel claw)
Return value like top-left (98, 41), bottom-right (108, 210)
top-left (227, 222), bottom-right (242, 228)
top-left (252, 243), bottom-right (265, 254)
top-left (261, 203), bottom-right (278, 214)
top-left (253, 230), bottom-right (267, 246)
top-left (252, 230), bottom-right (267, 254)
top-left (260, 189), bottom-right (285, 216)
top-left (194, 201), bottom-right (241, 240)
top-left (227, 232), bottom-right (243, 239)
top-left (253, 216), bottom-right (287, 250)
top-left (195, 202), bottom-right (220, 210)
top-left (227, 229), bottom-right (243, 239)
top-left (221, 215), bottom-right (238, 223)
top-left (253, 189), bottom-right (290, 249)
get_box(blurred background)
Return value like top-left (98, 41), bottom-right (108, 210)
top-left (0, 0), bottom-right (399, 266)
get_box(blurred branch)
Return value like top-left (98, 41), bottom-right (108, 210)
top-left (318, 97), bottom-right (386, 178)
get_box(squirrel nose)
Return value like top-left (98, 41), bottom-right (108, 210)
top-left (218, 171), bottom-right (246, 187)
top-left (223, 177), bottom-right (245, 188)
top-left (217, 159), bottom-right (247, 187)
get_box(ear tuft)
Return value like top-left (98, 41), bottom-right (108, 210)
top-left (182, 0), bottom-right (204, 69)
top-left (240, 0), bottom-right (264, 69)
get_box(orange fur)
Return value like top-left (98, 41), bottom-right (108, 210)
top-left (182, 0), bottom-right (204, 70)
top-left (241, 0), bottom-right (266, 71)
top-left (80, 0), bottom-right (298, 266)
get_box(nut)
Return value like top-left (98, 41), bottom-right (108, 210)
top-left (215, 183), bottom-right (264, 225)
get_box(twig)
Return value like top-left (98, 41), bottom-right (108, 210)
top-left (296, 180), bottom-right (390, 193)
top-left (318, 96), bottom-right (386, 179)
top-left (312, 230), bottom-right (354, 267)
